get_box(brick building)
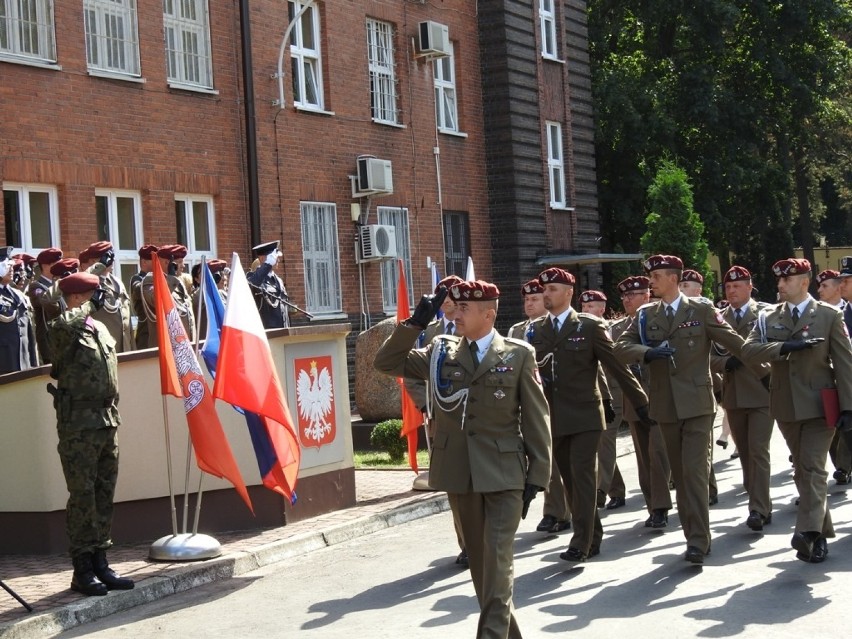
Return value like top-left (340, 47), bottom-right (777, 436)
top-left (0, 0), bottom-right (598, 343)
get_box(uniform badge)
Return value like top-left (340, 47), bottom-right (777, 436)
top-left (493, 389), bottom-right (506, 400)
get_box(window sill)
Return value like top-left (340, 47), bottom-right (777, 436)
top-left (372, 118), bottom-right (406, 129)
top-left (550, 205), bottom-right (575, 211)
top-left (87, 69), bottom-right (146, 84)
top-left (0, 54), bottom-right (61, 71)
top-left (308, 312), bottom-right (348, 321)
top-left (168, 82), bottom-right (219, 95)
top-left (541, 55), bottom-right (566, 64)
top-left (438, 129), bottom-right (468, 139)
top-left (295, 105), bottom-right (336, 116)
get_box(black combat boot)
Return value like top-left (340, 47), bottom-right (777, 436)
top-left (92, 549), bottom-right (135, 590)
top-left (71, 553), bottom-right (108, 596)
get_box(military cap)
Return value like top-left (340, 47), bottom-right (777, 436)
top-left (643, 254), bottom-right (684, 272)
top-left (521, 279), bottom-right (544, 295)
top-left (253, 240), bottom-right (279, 256)
top-left (138, 244), bottom-right (159, 259)
top-left (816, 269), bottom-right (841, 285)
top-left (450, 280), bottom-right (500, 301)
top-left (16, 253), bottom-right (37, 267)
top-left (680, 269), bottom-right (704, 284)
top-left (772, 258), bottom-right (811, 277)
top-left (36, 247), bottom-right (63, 265)
top-left (50, 258), bottom-right (80, 278)
top-left (78, 247), bottom-right (93, 263)
top-left (580, 290), bottom-right (607, 303)
top-left (10, 257), bottom-right (23, 267)
top-left (436, 274), bottom-right (463, 294)
top-left (839, 256), bottom-right (852, 277)
top-left (86, 241), bottom-right (113, 257)
top-left (0, 246), bottom-right (14, 260)
top-left (58, 272), bottom-right (100, 295)
top-left (617, 275), bottom-right (650, 293)
top-left (208, 259), bottom-right (228, 273)
top-left (538, 267), bottom-right (575, 286)
top-left (724, 265), bottom-right (751, 283)
top-left (158, 244), bottom-right (188, 259)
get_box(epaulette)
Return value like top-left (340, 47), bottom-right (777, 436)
top-left (504, 335), bottom-right (535, 351)
top-left (577, 311), bottom-right (605, 324)
top-left (637, 301), bottom-right (656, 312)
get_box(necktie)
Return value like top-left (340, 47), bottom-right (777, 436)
top-left (446, 321), bottom-right (454, 335)
top-left (470, 340), bottom-right (480, 366)
top-left (552, 317), bottom-right (560, 333)
top-left (666, 305), bottom-right (674, 323)
top-left (792, 307), bottom-right (800, 324)
top-left (735, 308), bottom-right (743, 324)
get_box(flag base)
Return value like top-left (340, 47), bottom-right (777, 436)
top-left (148, 533), bottom-right (223, 562)
top-left (412, 470), bottom-right (438, 492)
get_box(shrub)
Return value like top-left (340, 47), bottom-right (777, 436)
top-left (370, 419), bottom-right (406, 462)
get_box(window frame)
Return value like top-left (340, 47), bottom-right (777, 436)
top-left (2, 182), bottom-right (60, 253)
top-left (377, 206), bottom-right (412, 313)
top-left (163, 0), bottom-right (214, 90)
top-left (433, 41), bottom-right (458, 134)
top-left (546, 121), bottom-right (567, 209)
top-left (539, 0), bottom-right (558, 60)
top-left (0, 0), bottom-right (57, 65)
top-left (299, 201), bottom-right (342, 315)
top-left (366, 18), bottom-right (399, 126)
top-left (442, 210), bottom-right (469, 279)
top-left (83, 0), bottom-right (141, 77)
top-left (94, 188), bottom-right (143, 291)
top-left (175, 193), bottom-right (217, 268)
top-left (288, 0), bottom-right (324, 111)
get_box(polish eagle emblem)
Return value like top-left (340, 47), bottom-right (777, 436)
top-left (296, 358), bottom-right (335, 447)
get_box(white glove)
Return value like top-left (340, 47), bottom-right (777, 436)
top-left (265, 249), bottom-right (279, 266)
top-left (0, 260), bottom-right (10, 279)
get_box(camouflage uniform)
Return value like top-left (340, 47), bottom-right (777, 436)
top-left (48, 301), bottom-right (120, 558)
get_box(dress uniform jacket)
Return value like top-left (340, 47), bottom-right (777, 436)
top-left (0, 284), bottom-right (38, 374)
top-left (711, 300), bottom-right (772, 409)
top-left (90, 272), bottom-right (135, 353)
top-left (403, 317), bottom-right (454, 412)
top-left (129, 271), bottom-right (148, 349)
top-left (140, 271), bottom-right (196, 348)
top-left (247, 263), bottom-right (290, 329)
top-left (28, 275), bottom-right (62, 363)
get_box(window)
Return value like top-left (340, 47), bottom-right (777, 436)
top-left (546, 121), bottom-right (567, 208)
top-left (84, 0), bottom-right (140, 76)
top-left (164, 0), bottom-right (213, 89)
top-left (377, 206), bottom-right (412, 312)
top-left (433, 42), bottom-right (458, 133)
top-left (442, 211), bottom-right (469, 278)
top-left (300, 202), bottom-right (341, 314)
top-left (95, 189), bottom-right (143, 291)
top-left (0, 0), bottom-right (56, 63)
top-left (3, 184), bottom-right (59, 252)
top-left (289, 1), bottom-right (323, 109)
top-left (539, 0), bottom-right (557, 59)
top-left (366, 18), bottom-right (398, 125)
top-left (175, 194), bottom-right (216, 267)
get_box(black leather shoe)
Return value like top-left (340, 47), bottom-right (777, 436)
top-left (651, 509), bottom-right (668, 528)
top-left (716, 438), bottom-right (728, 449)
top-left (551, 519), bottom-right (571, 533)
top-left (536, 515), bottom-right (557, 532)
top-left (730, 450), bottom-right (740, 459)
top-left (810, 537), bottom-right (828, 563)
top-left (833, 469), bottom-right (851, 484)
top-left (589, 544), bottom-right (601, 557)
top-left (791, 531), bottom-right (820, 562)
top-left (684, 546), bottom-right (705, 564)
top-left (606, 496), bottom-right (626, 510)
top-left (559, 547), bottom-right (587, 562)
top-left (644, 515), bottom-right (653, 528)
top-left (596, 490), bottom-right (606, 508)
top-left (455, 549), bottom-right (469, 567)
top-left (70, 553), bottom-right (108, 597)
top-left (746, 510), bottom-right (771, 531)
top-left (709, 495), bottom-right (719, 506)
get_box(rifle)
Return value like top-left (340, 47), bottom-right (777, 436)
top-left (247, 281), bottom-right (314, 319)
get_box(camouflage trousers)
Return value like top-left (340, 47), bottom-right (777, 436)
top-left (56, 427), bottom-right (119, 558)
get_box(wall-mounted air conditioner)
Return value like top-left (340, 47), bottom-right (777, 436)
top-left (417, 21), bottom-right (450, 58)
top-left (359, 224), bottom-right (397, 262)
top-left (353, 157), bottom-right (393, 197)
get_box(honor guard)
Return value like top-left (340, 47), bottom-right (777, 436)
top-left (248, 241), bottom-right (290, 329)
top-left (710, 266), bottom-right (774, 531)
top-left (614, 255), bottom-right (746, 564)
top-left (140, 244), bottom-right (196, 347)
top-left (129, 245), bottom-right (158, 350)
top-left (0, 246), bottom-right (38, 374)
top-left (375, 279), bottom-right (551, 639)
top-left (28, 248), bottom-right (66, 364)
top-left (81, 242), bottom-right (135, 352)
top-left (531, 267), bottom-right (650, 563)
top-left (742, 258), bottom-right (852, 563)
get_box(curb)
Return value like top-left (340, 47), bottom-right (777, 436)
top-left (0, 494), bottom-right (450, 639)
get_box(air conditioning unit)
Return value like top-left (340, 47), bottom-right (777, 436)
top-left (355, 157), bottom-right (393, 196)
top-left (359, 224), bottom-right (397, 262)
top-left (417, 21), bottom-right (450, 58)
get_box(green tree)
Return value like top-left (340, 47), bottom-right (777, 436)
top-left (641, 161), bottom-right (714, 297)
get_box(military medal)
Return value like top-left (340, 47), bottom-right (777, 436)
top-left (802, 325), bottom-right (810, 338)
top-left (688, 340), bottom-right (694, 347)
top-left (494, 389), bottom-right (505, 400)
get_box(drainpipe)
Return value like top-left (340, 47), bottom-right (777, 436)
top-left (238, 0), bottom-right (262, 248)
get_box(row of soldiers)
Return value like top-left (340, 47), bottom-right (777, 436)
top-left (378, 254), bottom-right (852, 638)
top-left (0, 240), bottom-right (291, 375)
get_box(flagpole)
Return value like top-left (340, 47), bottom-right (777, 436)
top-left (190, 256), bottom-right (209, 536)
top-left (161, 396), bottom-right (179, 537)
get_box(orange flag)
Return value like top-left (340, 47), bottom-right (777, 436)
top-left (396, 259), bottom-right (422, 473)
top-left (153, 257), bottom-right (253, 511)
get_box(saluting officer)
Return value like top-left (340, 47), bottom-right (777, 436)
top-left (82, 242), bottom-right (135, 352)
top-left (140, 245), bottom-right (196, 347)
top-left (742, 258), bottom-right (852, 563)
top-left (510, 279), bottom-right (572, 534)
top-left (375, 280), bottom-right (551, 639)
top-left (248, 241), bottom-right (290, 329)
top-left (28, 247), bottom-right (64, 363)
top-left (614, 255), bottom-right (745, 564)
top-left (710, 266), bottom-right (774, 531)
top-left (0, 246), bottom-right (38, 374)
top-left (129, 244), bottom-right (158, 350)
top-left (530, 267), bottom-right (650, 563)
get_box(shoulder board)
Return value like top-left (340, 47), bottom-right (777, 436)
top-left (503, 336), bottom-right (535, 351)
top-left (577, 312), bottom-right (604, 323)
top-left (690, 296), bottom-right (715, 307)
top-left (637, 301), bottom-right (656, 312)
top-left (508, 320), bottom-right (526, 331)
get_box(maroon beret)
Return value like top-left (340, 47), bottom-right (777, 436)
top-left (436, 275), bottom-right (464, 294)
top-left (158, 244), bottom-right (188, 260)
top-left (16, 253), bottom-right (37, 267)
top-left (78, 248), bottom-right (93, 262)
top-left (208, 259), bottom-right (228, 274)
top-left (521, 279), bottom-right (544, 295)
top-left (617, 276), bottom-right (650, 293)
top-left (50, 258), bottom-right (80, 277)
top-left (36, 247), bottom-right (63, 265)
top-left (644, 255), bottom-right (684, 272)
top-left (450, 280), bottom-right (500, 301)
top-left (724, 265), bottom-right (752, 283)
top-left (58, 272), bottom-right (100, 295)
top-left (816, 269), bottom-right (841, 285)
top-left (86, 241), bottom-right (113, 258)
top-left (580, 290), bottom-right (607, 303)
top-left (538, 267), bottom-right (575, 286)
top-left (138, 244), bottom-right (160, 260)
top-left (680, 269), bottom-right (704, 284)
top-left (772, 258), bottom-right (811, 277)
